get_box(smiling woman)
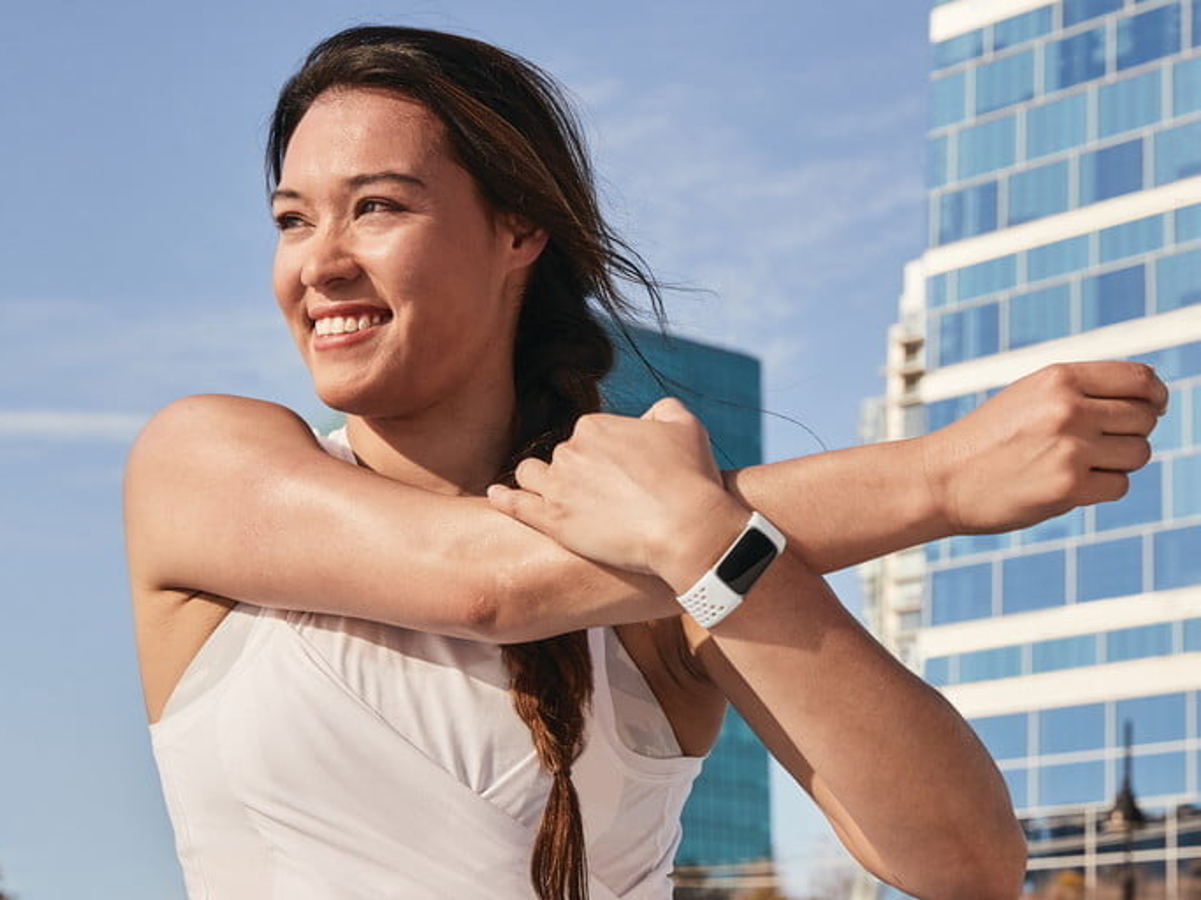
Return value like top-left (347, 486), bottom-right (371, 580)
top-left (124, 23), bottom-right (1166, 900)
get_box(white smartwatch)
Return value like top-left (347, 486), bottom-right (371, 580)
top-left (675, 511), bottom-right (787, 628)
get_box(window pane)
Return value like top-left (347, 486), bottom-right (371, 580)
top-left (1106, 622), bottom-right (1173, 662)
top-left (937, 303), bottom-right (1000, 365)
top-left (1155, 119), bottom-right (1201, 185)
top-left (934, 29), bottom-right (984, 69)
top-left (1002, 551), bottom-right (1066, 614)
top-left (1139, 341), bottom-right (1201, 380)
top-left (1040, 760), bottom-right (1106, 806)
top-left (1173, 453), bottom-right (1201, 518)
top-left (932, 72), bottom-right (967, 129)
top-left (1116, 693), bottom-right (1187, 744)
top-left (937, 181), bottom-right (999, 244)
top-left (1095, 461), bottom-right (1162, 530)
top-left (971, 713), bottom-right (1029, 760)
top-left (1027, 235), bottom-right (1091, 281)
top-left (1003, 768), bottom-right (1029, 809)
top-left (1008, 160), bottom-right (1070, 225)
top-left (960, 646), bottom-right (1023, 682)
top-left (1077, 536), bottom-right (1144, 601)
top-left (1032, 634), bottom-right (1098, 673)
top-left (1131, 751), bottom-right (1187, 797)
top-left (1008, 283), bottom-right (1071, 349)
top-left (925, 394), bottom-right (977, 431)
top-left (924, 656), bottom-right (951, 686)
top-left (1099, 70), bottom-right (1163, 138)
top-left (928, 135), bottom-right (949, 188)
top-left (1080, 139), bottom-right (1145, 205)
top-left (1082, 264), bottom-right (1146, 329)
top-left (958, 116), bottom-right (1017, 179)
top-left (926, 272), bottom-right (951, 308)
top-left (1150, 390), bottom-right (1182, 452)
top-left (1176, 204), bottom-right (1201, 242)
top-left (1040, 704), bottom-right (1106, 754)
top-left (1173, 56), bottom-right (1201, 116)
top-left (1020, 508), bottom-right (1085, 545)
top-left (1100, 214), bottom-right (1163, 262)
top-left (1026, 92), bottom-right (1089, 159)
top-left (958, 254), bottom-right (1016, 301)
top-left (977, 50), bottom-right (1035, 115)
top-left (994, 7), bottom-right (1053, 51)
top-left (948, 532), bottom-right (1010, 558)
top-left (1156, 525), bottom-right (1201, 589)
top-left (1046, 28), bottom-right (1107, 92)
top-left (1063, 0), bottom-right (1122, 27)
top-left (1157, 248), bottom-right (1201, 313)
top-left (1185, 618), bottom-right (1201, 650)
top-left (1116, 5), bottom-right (1181, 71)
top-left (930, 563), bottom-right (993, 624)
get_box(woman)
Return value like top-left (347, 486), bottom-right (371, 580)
top-left (125, 25), bottom-right (1167, 900)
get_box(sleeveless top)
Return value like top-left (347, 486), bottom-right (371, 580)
top-left (148, 428), bottom-right (703, 899)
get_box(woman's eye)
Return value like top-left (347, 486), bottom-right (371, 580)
top-left (357, 198), bottom-right (401, 216)
top-left (273, 212), bottom-right (306, 231)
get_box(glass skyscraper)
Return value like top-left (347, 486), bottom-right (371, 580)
top-left (863, 1), bottom-right (1201, 896)
top-left (604, 325), bottom-right (774, 890)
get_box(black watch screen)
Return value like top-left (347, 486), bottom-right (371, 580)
top-left (716, 528), bottom-right (780, 595)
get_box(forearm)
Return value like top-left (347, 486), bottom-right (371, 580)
top-left (725, 437), bottom-right (948, 574)
top-left (693, 553), bottom-right (1026, 899)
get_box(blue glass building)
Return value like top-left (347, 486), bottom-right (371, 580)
top-left (603, 325), bottom-right (774, 884)
top-left (864, 1), bottom-right (1201, 896)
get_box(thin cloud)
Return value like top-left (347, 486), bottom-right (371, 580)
top-left (0, 410), bottom-right (148, 441)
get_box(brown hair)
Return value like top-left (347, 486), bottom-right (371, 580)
top-left (268, 26), bottom-right (664, 900)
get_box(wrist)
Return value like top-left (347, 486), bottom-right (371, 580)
top-left (912, 434), bottom-right (957, 538)
top-left (651, 490), bottom-right (751, 595)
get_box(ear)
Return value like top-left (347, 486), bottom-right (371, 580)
top-left (500, 213), bottom-right (549, 270)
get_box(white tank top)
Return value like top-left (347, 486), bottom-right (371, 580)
top-left (149, 429), bottom-right (702, 899)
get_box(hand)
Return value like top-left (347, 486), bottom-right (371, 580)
top-left (487, 398), bottom-right (748, 591)
top-left (922, 361), bottom-right (1168, 534)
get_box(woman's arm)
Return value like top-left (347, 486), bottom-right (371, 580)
top-left (487, 399), bottom-right (1029, 899)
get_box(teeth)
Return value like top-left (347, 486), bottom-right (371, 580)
top-left (313, 313), bottom-right (386, 336)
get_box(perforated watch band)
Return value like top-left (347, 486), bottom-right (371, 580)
top-left (675, 511), bottom-right (786, 628)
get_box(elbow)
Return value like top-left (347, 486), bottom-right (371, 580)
top-left (939, 814), bottom-right (1027, 900)
top-left (458, 559), bottom-right (542, 644)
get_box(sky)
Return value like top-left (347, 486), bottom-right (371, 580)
top-left (0, 1), bottom-right (932, 897)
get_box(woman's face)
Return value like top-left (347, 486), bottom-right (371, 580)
top-left (271, 88), bottom-right (544, 419)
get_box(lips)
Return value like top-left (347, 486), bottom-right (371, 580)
top-left (314, 312), bottom-right (387, 336)
top-left (307, 305), bottom-right (393, 349)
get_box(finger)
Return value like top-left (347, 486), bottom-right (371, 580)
top-left (1064, 361), bottom-right (1168, 411)
top-left (1089, 434), bottom-right (1153, 472)
top-left (485, 483), bottom-right (551, 531)
top-left (1085, 397), bottom-right (1161, 436)
top-left (642, 396), bottom-right (694, 424)
top-left (513, 457), bottom-right (551, 494)
top-left (1076, 470), bottom-right (1130, 505)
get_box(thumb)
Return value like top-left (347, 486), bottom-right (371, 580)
top-left (642, 396), bottom-right (693, 424)
top-left (486, 483), bottom-right (549, 532)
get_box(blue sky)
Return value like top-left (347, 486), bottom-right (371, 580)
top-left (0, 1), bottom-right (930, 896)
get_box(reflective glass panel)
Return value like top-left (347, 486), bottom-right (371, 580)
top-left (1150, 390), bottom-right (1182, 452)
top-left (930, 563), bottom-right (994, 624)
top-left (1020, 508), bottom-right (1085, 545)
top-left (1155, 119), bottom-right (1201, 185)
top-left (1177, 204), bottom-right (1201, 242)
top-left (937, 181), bottom-right (998, 244)
top-left (1106, 622), bottom-right (1173, 662)
top-left (1046, 28), bottom-right (1107, 92)
top-left (1140, 341), bottom-right (1201, 379)
top-left (948, 532), bottom-right (1011, 558)
top-left (1080, 139), bottom-right (1145, 205)
top-left (1027, 235), bottom-right (1091, 281)
top-left (928, 135), bottom-right (949, 188)
top-left (926, 272), bottom-right (950, 308)
top-left (932, 72), bottom-right (967, 129)
top-left (1039, 760), bottom-right (1106, 805)
top-left (1185, 618), bottom-right (1201, 650)
top-left (937, 303), bottom-right (1000, 366)
top-left (1002, 551), bottom-right (1066, 614)
top-left (1116, 5), bottom-right (1181, 71)
top-left (1100, 214), bottom-right (1163, 262)
top-left (976, 50), bottom-right (1035, 115)
top-left (1156, 248), bottom-right (1201, 312)
top-left (959, 646), bottom-right (1023, 682)
top-left (1026, 92), bottom-right (1089, 159)
top-left (958, 116), bottom-right (1016, 179)
top-left (1082, 264), bottom-right (1146, 329)
top-left (1130, 751), bottom-right (1187, 796)
top-left (925, 394), bottom-right (978, 431)
top-left (958, 254), bottom-right (1017, 301)
top-left (971, 713), bottom-right (1029, 760)
top-left (1195, 0), bottom-right (1201, 46)
top-left (1008, 283), bottom-right (1071, 349)
top-left (934, 30), bottom-right (984, 69)
top-left (1094, 461), bottom-right (1162, 530)
top-left (1008, 160), bottom-right (1070, 225)
top-left (1099, 70), bottom-right (1163, 138)
top-left (1115, 693), bottom-right (1187, 744)
top-left (993, 7), bottom-right (1053, 51)
top-left (1039, 704), bottom-right (1106, 754)
top-left (1002, 768), bottom-right (1029, 809)
top-left (1173, 453), bottom-right (1201, 518)
top-left (1173, 56), bottom-right (1201, 116)
top-left (1077, 536), bottom-right (1144, 601)
top-left (1032, 634), bottom-right (1098, 673)
top-left (924, 656), bottom-right (951, 687)
top-left (1063, 0), bottom-right (1122, 27)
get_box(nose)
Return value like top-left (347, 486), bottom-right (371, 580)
top-left (300, 224), bottom-right (361, 290)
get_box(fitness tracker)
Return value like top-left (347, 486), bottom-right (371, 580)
top-left (675, 511), bottom-right (786, 628)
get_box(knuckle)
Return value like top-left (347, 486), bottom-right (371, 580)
top-left (1043, 362), bottom-right (1078, 392)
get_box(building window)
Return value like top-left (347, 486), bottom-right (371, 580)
top-left (924, 656), bottom-right (951, 686)
top-left (1008, 283), bottom-right (1072, 349)
top-left (930, 563), bottom-right (993, 625)
top-left (932, 71), bottom-right (967, 128)
top-left (1080, 139), bottom-right (1145, 205)
top-left (1009, 159), bottom-right (1071, 225)
top-left (937, 180), bottom-right (999, 245)
top-left (1063, 0), bottom-right (1122, 28)
top-left (1046, 27), bottom-right (1107, 93)
top-left (933, 29), bottom-right (984, 70)
top-left (1151, 394), bottom-right (1184, 453)
top-left (1099, 69), bottom-right (1163, 138)
top-left (1032, 634), bottom-right (1098, 673)
top-left (928, 134), bottom-right (950, 188)
top-left (1077, 536), bottom-right (1144, 601)
top-left (1172, 56), bottom-right (1201, 116)
top-left (1155, 118), bottom-right (1201, 185)
top-left (1002, 550), bottom-right (1066, 614)
top-left (1173, 453), bottom-right (1201, 518)
top-left (957, 254), bottom-right (1017, 301)
top-left (976, 50), bottom-right (1036, 115)
top-left (960, 646), bottom-right (1023, 682)
top-left (1156, 247), bottom-right (1201, 313)
top-left (995, 7), bottom-right (1053, 52)
top-left (1176, 204), bottom-right (1201, 242)
top-left (1040, 761), bottom-right (1108, 805)
top-left (958, 115), bottom-right (1017, 179)
top-left (1116, 5), bottom-right (1181, 72)
top-left (1082, 264), bottom-right (1147, 329)
top-left (1100, 214), bottom-right (1164, 263)
top-left (1115, 693), bottom-right (1187, 744)
top-left (1027, 234), bottom-right (1091, 282)
top-left (1020, 507), bottom-right (1086, 546)
top-left (1039, 704), bottom-right (1106, 754)
top-left (1105, 622), bottom-right (1174, 662)
top-left (1129, 751), bottom-right (1187, 796)
top-left (970, 713), bottom-right (1029, 760)
top-left (1095, 461), bottom-right (1162, 531)
top-left (937, 302), bottom-right (1000, 365)
top-left (1026, 92), bottom-right (1089, 159)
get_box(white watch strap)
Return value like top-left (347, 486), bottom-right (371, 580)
top-left (675, 512), bottom-right (786, 629)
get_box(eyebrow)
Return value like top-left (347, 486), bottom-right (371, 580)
top-left (270, 171), bottom-right (427, 205)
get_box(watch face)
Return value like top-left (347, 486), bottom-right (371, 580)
top-left (717, 528), bottom-right (780, 595)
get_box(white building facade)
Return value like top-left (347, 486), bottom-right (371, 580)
top-left (862, 1), bottom-right (1201, 896)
